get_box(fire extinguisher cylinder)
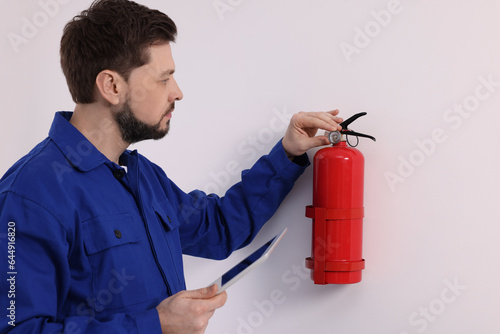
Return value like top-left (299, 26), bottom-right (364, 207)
top-left (305, 112), bottom-right (375, 285)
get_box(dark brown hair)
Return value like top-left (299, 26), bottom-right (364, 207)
top-left (60, 0), bottom-right (177, 104)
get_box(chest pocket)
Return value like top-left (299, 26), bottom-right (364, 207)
top-left (152, 200), bottom-right (186, 290)
top-left (83, 213), bottom-right (140, 255)
top-left (82, 212), bottom-right (161, 311)
top-left (152, 200), bottom-right (180, 231)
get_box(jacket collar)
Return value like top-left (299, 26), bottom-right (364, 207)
top-left (49, 111), bottom-right (109, 172)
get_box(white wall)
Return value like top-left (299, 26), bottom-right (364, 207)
top-left (1, 0), bottom-right (500, 333)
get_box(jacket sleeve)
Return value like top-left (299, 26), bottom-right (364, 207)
top-left (172, 140), bottom-right (309, 260)
top-left (0, 192), bottom-right (161, 334)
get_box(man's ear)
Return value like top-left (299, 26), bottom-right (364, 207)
top-left (95, 70), bottom-right (126, 106)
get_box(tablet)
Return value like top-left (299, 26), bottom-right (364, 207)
top-left (211, 228), bottom-right (287, 294)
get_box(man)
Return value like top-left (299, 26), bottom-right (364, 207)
top-left (0, 0), bottom-right (342, 333)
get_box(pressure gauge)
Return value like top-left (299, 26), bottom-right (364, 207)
top-left (327, 131), bottom-right (342, 145)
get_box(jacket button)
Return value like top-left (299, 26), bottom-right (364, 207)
top-left (113, 169), bottom-right (125, 180)
top-left (114, 229), bottom-right (122, 239)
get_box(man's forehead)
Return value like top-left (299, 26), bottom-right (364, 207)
top-left (144, 43), bottom-right (176, 74)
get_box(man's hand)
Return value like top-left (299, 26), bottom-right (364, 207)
top-left (282, 110), bottom-right (343, 159)
top-left (156, 284), bottom-right (227, 334)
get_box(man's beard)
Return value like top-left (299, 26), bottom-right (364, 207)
top-left (114, 98), bottom-right (173, 144)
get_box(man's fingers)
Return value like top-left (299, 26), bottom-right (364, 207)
top-left (186, 284), bottom-right (217, 299)
top-left (322, 110), bottom-right (344, 123)
top-left (308, 135), bottom-right (331, 148)
top-left (316, 110), bottom-right (343, 126)
top-left (184, 285), bottom-right (227, 310)
top-left (198, 290), bottom-right (227, 312)
top-left (211, 291), bottom-right (227, 309)
top-left (295, 112), bottom-right (341, 132)
top-left (282, 109), bottom-right (345, 157)
top-left (320, 111), bottom-right (343, 129)
top-left (306, 111), bottom-right (342, 129)
top-left (290, 135), bottom-right (331, 155)
top-left (156, 286), bottom-right (227, 333)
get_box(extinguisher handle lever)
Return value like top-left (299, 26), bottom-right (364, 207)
top-left (341, 129), bottom-right (376, 142)
top-left (339, 112), bottom-right (368, 130)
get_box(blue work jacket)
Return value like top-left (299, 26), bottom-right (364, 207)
top-left (0, 112), bottom-right (308, 333)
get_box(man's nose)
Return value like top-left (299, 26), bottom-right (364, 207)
top-left (170, 76), bottom-right (183, 102)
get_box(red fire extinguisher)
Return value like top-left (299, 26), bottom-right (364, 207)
top-left (305, 112), bottom-right (375, 284)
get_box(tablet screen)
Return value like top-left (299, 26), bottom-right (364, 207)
top-left (211, 228), bottom-right (287, 294)
top-left (220, 236), bottom-right (275, 287)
